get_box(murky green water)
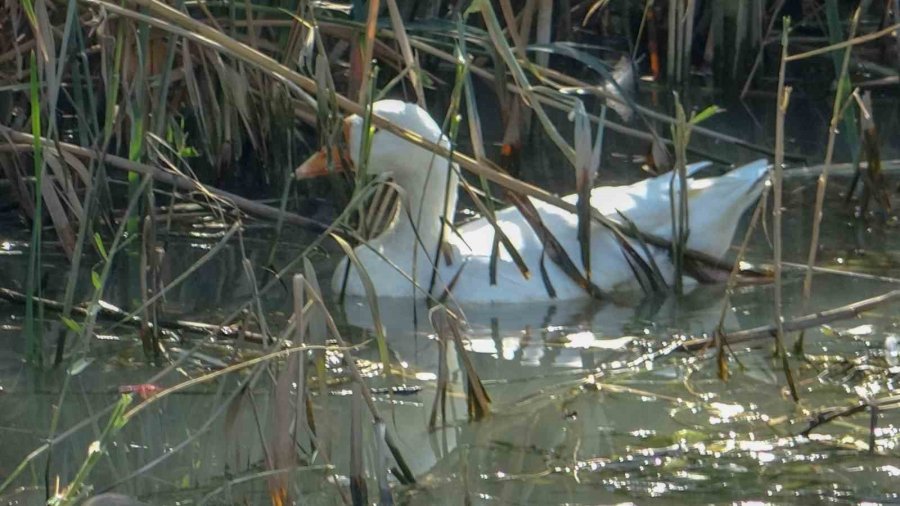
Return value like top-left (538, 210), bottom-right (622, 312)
top-left (2, 95), bottom-right (900, 504)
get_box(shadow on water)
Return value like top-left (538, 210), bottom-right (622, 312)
top-left (1, 93), bottom-right (900, 503)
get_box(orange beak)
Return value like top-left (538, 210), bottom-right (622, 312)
top-left (295, 119), bottom-right (354, 179)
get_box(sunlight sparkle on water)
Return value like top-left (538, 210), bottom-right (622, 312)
top-left (565, 331), bottom-right (595, 348)
top-left (708, 402), bottom-right (745, 424)
top-left (755, 452), bottom-right (776, 464)
top-left (468, 338), bottom-right (497, 355)
top-left (844, 324), bottom-right (874, 336)
top-left (0, 241), bottom-right (22, 255)
top-left (879, 465), bottom-right (900, 477)
top-left (564, 332), bottom-right (635, 350)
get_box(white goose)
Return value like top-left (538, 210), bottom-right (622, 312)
top-left (296, 100), bottom-right (768, 304)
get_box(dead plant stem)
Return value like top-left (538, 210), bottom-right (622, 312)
top-left (799, 7), bottom-right (860, 349)
top-left (774, 17), bottom-right (798, 401)
top-left (679, 288), bottom-right (900, 352)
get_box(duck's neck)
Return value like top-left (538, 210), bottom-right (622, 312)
top-left (370, 162), bottom-right (459, 280)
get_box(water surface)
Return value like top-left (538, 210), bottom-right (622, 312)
top-left (1, 97), bottom-right (899, 504)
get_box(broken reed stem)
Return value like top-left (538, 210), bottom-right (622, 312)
top-left (782, 261), bottom-right (900, 285)
top-left (801, 394), bottom-right (900, 439)
top-left (799, 7), bottom-right (860, 350)
top-left (679, 288), bottom-right (900, 352)
top-left (785, 20), bottom-right (900, 62)
top-left (774, 17), bottom-right (798, 401)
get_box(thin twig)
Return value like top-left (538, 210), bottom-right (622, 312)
top-left (773, 19), bottom-right (798, 401)
top-left (786, 21), bottom-right (900, 62)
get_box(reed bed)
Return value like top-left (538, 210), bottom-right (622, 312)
top-left (1, 0), bottom-right (900, 503)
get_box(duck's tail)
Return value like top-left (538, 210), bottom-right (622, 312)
top-left (722, 158), bottom-right (770, 187)
top-left (687, 158), bottom-right (770, 183)
top-left (684, 158), bottom-right (770, 259)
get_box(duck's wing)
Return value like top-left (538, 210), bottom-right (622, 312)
top-left (686, 160), bottom-right (713, 177)
top-left (453, 205), bottom-right (545, 257)
top-left (573, 159), bottom-right (768, 258)
top-left (446, 160), bottom-right (768, 301)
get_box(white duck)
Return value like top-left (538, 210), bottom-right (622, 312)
top-left (296, 100), bottom-right (768, 304)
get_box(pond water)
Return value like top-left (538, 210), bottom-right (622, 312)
top-left (1, 93), bottom-right (900, 504)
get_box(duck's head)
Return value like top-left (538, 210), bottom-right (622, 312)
top-left (295, 100), bottom-right (449, 182)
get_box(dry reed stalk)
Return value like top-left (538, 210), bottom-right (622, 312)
top-left (785, 21), bottom-right (900, 62)
top-left (428, 325), bottom-right (450, 430)
top-left (679, 288), bottom-right (900, 352)
top-left (477, 1), bottom-right (576, 166)
top-left (801, 394), bottom-right (900, 439)
top-left (797, 7), bottom-right (860, 352)
top-left (773, 17), bottom-right (798, 401)
top-left (429, 306), bottom-right (491, 421)
top-left (856, 91), bottom-right (891, 213)
top-left (74, 0), bottom-right (750, 291)
top-left (267, 276), bottom-right (303, 504)
top-left (139, 217), bottom-right (159, 357)
top-left (313, 19), bottom-right (791, 160)
top-left (290, 273), bottom-right (309, 453)
top-left (498, 0), bottom-right (527, 57)
top-left (0, 132), bottom-right (330, 230)
top-left (383, 0), bottom-right (425, 107)
top-left (353, 0), bottom-right (380, 104)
